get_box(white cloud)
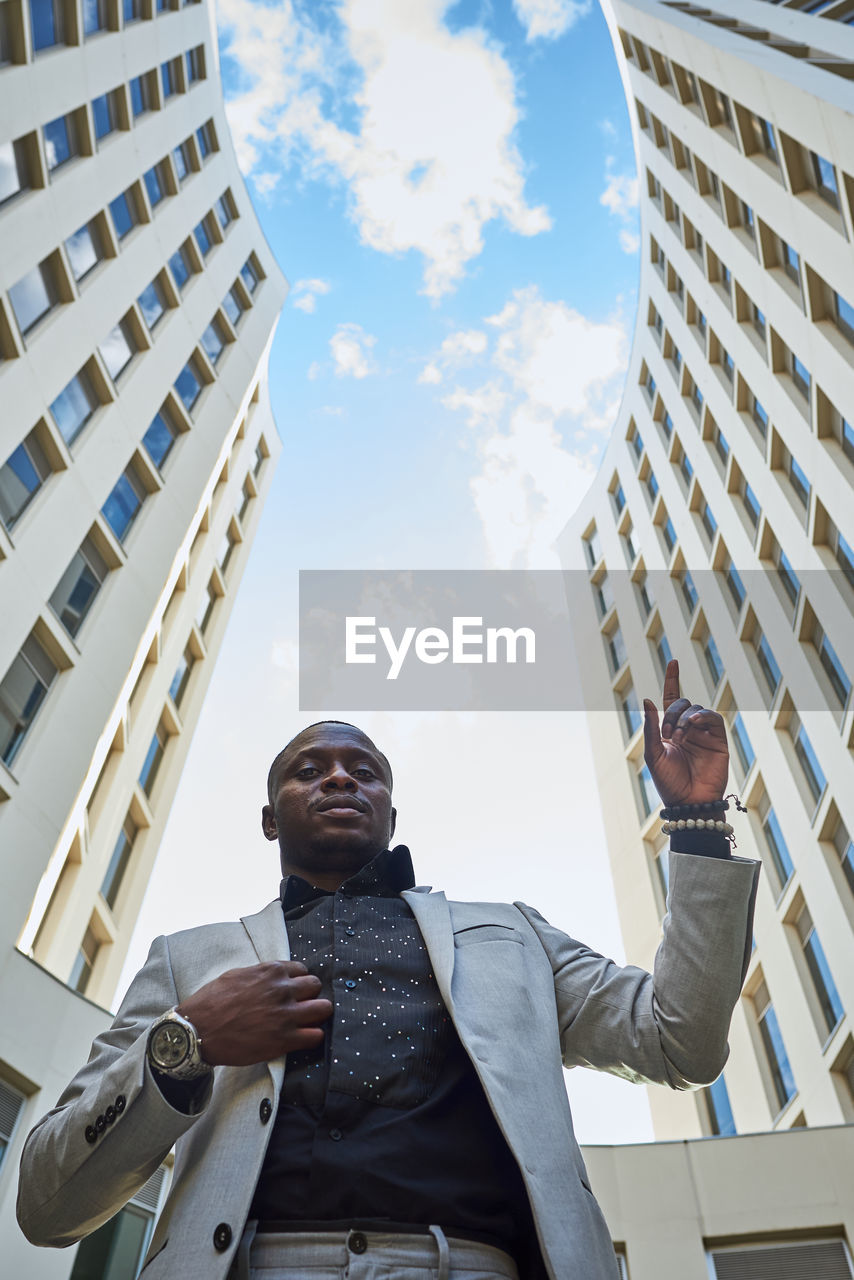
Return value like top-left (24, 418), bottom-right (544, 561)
top-left (217, 0), bottom-right (551, 298)
top-left (512, 0), bottom-right (592, 42)
top-left (418, 328), bottom-right (489, 383)
top-left (252, 171), bottom-right (280, 197)
top-left (424, 285), bottom-right (628, 566)
top-left (291, 278), bottom-right (332, 313)
top-left (307, 361), bottom-right (323, 380)
top-left (330, 322), bottom-right (377, 378)
top-left (600, 157), bottom-right (640, 255)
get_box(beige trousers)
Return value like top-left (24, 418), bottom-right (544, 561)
top-left (228, 1223), bottom-right (521, 1280)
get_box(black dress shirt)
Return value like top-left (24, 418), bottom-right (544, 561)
top-left (248, 846), bottom-right (536, 1264)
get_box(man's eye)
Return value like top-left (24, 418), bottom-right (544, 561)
top-left (296, 767), bottom-right (318, 778)
top-left (353, 768), bottom-right (375, 778)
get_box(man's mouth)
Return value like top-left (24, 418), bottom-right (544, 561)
top-left (315, 797), bottom-right (366, 817)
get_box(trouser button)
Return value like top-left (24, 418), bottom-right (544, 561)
top-left (348, 1231), bottom-right (368, 1254)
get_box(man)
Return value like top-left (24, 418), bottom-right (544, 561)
top-left (17, 661), bottom-right (759, 1280)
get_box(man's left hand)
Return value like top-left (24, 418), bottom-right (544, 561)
top-left (643, 658), bottom-right (729, 807)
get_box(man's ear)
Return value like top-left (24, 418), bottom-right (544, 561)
top-left (261, 804), bottom-right (278, 842)
top-left (389, 807), bottom-right (397, 842)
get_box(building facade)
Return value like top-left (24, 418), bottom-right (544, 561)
top-left (0, 0), bottom-right (287, 1272)
top-left (559, 0), bottom-right (854, 1146)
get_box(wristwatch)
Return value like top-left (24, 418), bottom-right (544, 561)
top-left (147, 1008), bottom-right (210, 1080)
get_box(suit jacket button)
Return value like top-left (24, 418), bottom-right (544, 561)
top-left (115, 1095), bottom-right (126, 1114)
top-left (105, 1106), bottom-right (116, 1124)
top-left (259, 1098), bottom-right (272, 1124)
top-left (213, 1223), bottom-right (232, 1251)
top-left (84, 1125), bottom-right (97, 1144)
top-left (95, 1114), bottom-right (106, 1133)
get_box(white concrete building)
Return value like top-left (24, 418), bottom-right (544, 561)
top-left (0, 0), bottom-right (286, 1272)
top-left (558, 0), bottom-right (854, 1156)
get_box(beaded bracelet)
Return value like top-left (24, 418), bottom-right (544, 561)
top-left (660, 793), bottom-right (745, 847)
top-left (661, 818), bottom-right (734, 836)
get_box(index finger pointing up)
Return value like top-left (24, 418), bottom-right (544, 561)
top-left (662, 657), bottom-right (681, 711)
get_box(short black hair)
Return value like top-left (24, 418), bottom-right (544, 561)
top-left (266, 721), bottom-right (392, 803)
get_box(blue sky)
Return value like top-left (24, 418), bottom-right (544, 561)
top-left (122, 1), bottom-right (661, 1144)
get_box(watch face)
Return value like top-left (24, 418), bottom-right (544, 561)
top-left (151, 1022), bottom-right (190, 1068)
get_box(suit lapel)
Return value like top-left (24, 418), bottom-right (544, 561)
top-left (239, 899), bottom-right (291, 1093)
top-left (402, 888), bottom-right (456, 1009)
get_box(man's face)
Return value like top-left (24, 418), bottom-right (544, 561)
top-left (261, 725), bottom-right (396, 882)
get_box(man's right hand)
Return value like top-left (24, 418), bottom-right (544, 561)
top-left (175, 961), bottom-right (333, 1067)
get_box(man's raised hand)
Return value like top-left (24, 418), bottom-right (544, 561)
top-left (642, 658), bottom-right (729, 807)
top-left (176, 961), bottom-right (333, 1067)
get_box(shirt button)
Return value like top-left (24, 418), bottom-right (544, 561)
top-left (329, 1127), bottom-right (343, 1141)
top-left (259, 1098), bottom-right (273, 1124)
top-left (84, 1125), bottom-right (97, 1145)
top-left (213, 1223), bottom-right (232, 1251)
top-left (344, 979), bottom-right (356, 989)
top-left (349, 1232), bottom-right (368, 1254)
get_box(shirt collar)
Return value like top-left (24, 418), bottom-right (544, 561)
top-left (279, 844), bottom-right (416, 912)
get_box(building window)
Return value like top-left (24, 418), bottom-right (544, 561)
top-left (654, 631), bottom-right (672, 676)
top-left (593, 572), bottom-right (613, 619)
top-left (711, 427), bottom-right (729, 468)
top-left (731, 713), bottom-right (754, 775)
top-left (168, 244), bottom-right (194, 291)
top-left (741, 478), bottom-right (760, 530)
top-left (186, 44), bottom-right (204, 82)
top-left (82, 0), bottom-right (107, 35)
top-left (781, 240), bottom-right (800, 288)
top-left (637, 763), bottom-right (658, 819)
top-left (49, 535), bottom-right (110, 637)
top-left (811, 151), bottom-right (840, 208)
top-left (194, 217), bottom-right (213, 258)
top-left (750, 396), bottom-right (768, 438)
top-left (677, 567), bottom-right (698, 616)
top-left (100, 814), bottom-right (138, 909)
top-left (754, 632), bottom-right (781, 698)
top-left (173, 141), bottom-right (192, 182)
top-left (241, 257), bottom-right (261, 294)
top-left (762, 806), bottom-right (794, 890)
top-left (139, 721), bottom-right (168, 797)
top-left (143, 163), bottom-right (167, 209)
top-left (123, 0), bottom-right (142, 19)
top-left (721, 559), bottom-right (745, 613)
top-left (174, 356), bottom-right (204, 413)
top-left (195, 582), bottom-right (216, 635)
top-left (0, 633), bottom-right (59, 767)
top-left (606, 625), bottom-right (627, 675)
top-left (109, 189), bottom-right (138, 241)
top-left (810, 620), bottom-right (850, 707)
top-left (138, 278), bottom-right (167, 331)
top-left (92, 89), bottom-right (121, 142)
top-left (201, 317), bottom-right (227, 365)
top-left (43, 112), bottom-right (80, 172)
top-left (833, 292), bottom-right (854, 346)
top-left (583, 528), bottom-right (601, 569)
top-left (704, 1074), bottom-right (735, 1136)
top-left (0, 428), bottom-right (53, 529)
top-left (102, 465), bottom-right (147, 542)
top-left (636, 570), bottom-right (654, 618)
top-left (196, 121), bottom-right (216, 159)
top-left (832, 816), bottom-right (854, 897)
top-left (661, 516), bottom-right (676, 555)
top-left (790, 354), bottom-right (811, 403)
top-left (30, 0), bottom-right (67, 51)
top-left (753, 979), bottom-right (796, 1113)
top-left (254, 441), bottom-right (266, 475)
top-left (788, 454), bottom-right (811, 509)
top-left (0, 1077), bottom-right (27, 1174)
top-left (775, 547), bottom-right (800, 609)
top-left (161, 58), bottom-right (180, 99)
top-left (646, 470), bottom-right (659, 503)
top-left (65, 218), bottom-right (106, 282)
top-left (709, 1240), bottom-right (854, 1278)
top-left (794, 902), bottom-right (844, 1037)
top-left (218, 527), bottom-right (237, 574)
top-left (789, 713), bottom-right (826, 806)
top-left (69, 923), bottom-right (100, 994)
top-left (612, 482), bottom-right (625, 514)
top-left (169, 647), bottom-right (195, 708)
top-left (129, 73), bottom-right (154, 118)
top-left (661, 411), bottom-right (673, 438)
top-left (50, 368), bottom-right (100, 445)
top-left (699, 500), bottom-right (717, 543)
top-left (0, 136), bottom-right (33, 205)
top-left (142, 406), bottom-right (179, 469)
top-left (621, 684), bottom-right (641, 738)
top-left (222, 286), bottom-right (246, 328)
top-left (216, 192), bottom-right (234, 230)
top-left (99, 318), bottom-right (138, 382)
top-left (8, 258), bottom-right (59, 335)
top-left (238, 478), bottom-right (252, 523)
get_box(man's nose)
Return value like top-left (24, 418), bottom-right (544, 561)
top-left (321, 766), bottom-right (356, 790)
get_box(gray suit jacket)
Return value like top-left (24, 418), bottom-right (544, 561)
top-left (17, 851), bottom-right (759, 1280)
